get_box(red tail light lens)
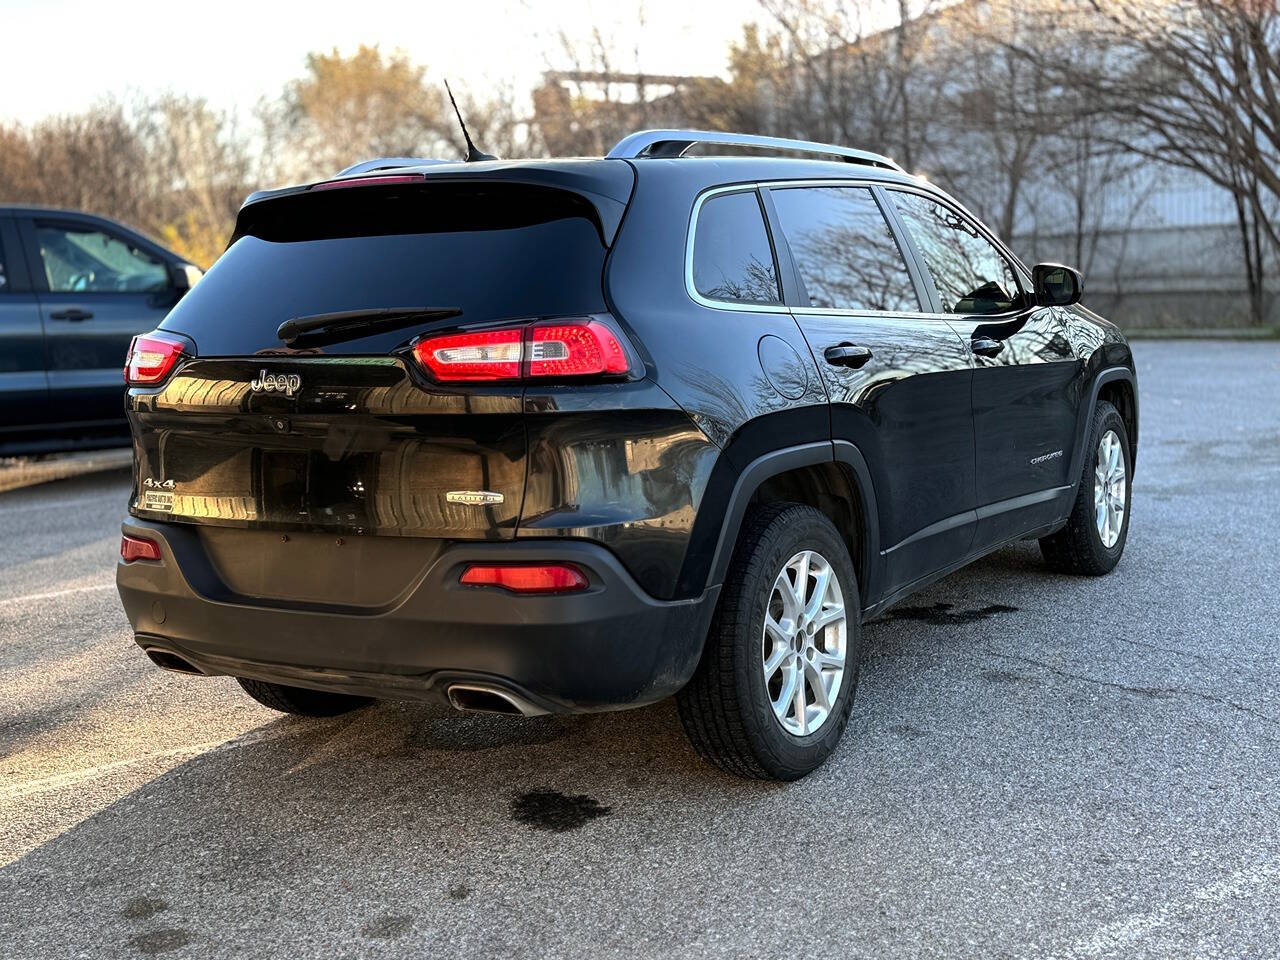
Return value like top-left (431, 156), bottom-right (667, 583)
top-left (125, 332), bottom-right (186, 385)
top-left (413, 328), bottom-right (524, 381)
top-left (459, 563), bottom-right (589, 594)
top-left (310, 174), bottom-right (426, 191)
top-left (528, 322), bottom-right (630, 378)
top-left (120, 534), bottom-right (162, 563)
top-left (412, 320), bottom-right (631, 382)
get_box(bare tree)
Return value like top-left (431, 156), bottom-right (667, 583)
top-left (1020, 0), bottom-right (1280, 323)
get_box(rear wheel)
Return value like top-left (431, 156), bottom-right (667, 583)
top-left (1040, 399), bottom-right (1132, 575)
top-left (237, 678), bottom-right (372, 717)
top-left (677, 503), bottom-right (861, 780)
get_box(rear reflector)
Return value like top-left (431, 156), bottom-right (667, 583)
top-left (120, 534), bottom-right (162, 563)
top-left (412, 320), bottom-right (631, 382)
top-left (124, 331), bottom-right (186, 385)
top-left (310, 174), bottom-right (426, 191)
top-left (459, 563), bottom-right (589, 594)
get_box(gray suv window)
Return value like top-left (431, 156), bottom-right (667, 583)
top-left (889, 191), bottom-right (1022, 315)
top-left (771, 185), bottom-right (919, 312)
top-left (692, 191), bottom-right (781, 305)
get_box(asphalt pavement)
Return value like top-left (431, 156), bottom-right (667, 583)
top-left (1, 340), bottom-right (1278, 959)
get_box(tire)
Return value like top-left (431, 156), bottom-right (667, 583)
top-left (237, 678), bottom-right (372, 717)
top-left (1039, 399), bottom-right (1132, 575)
top-left (677, 503), bottom-right (861, 780)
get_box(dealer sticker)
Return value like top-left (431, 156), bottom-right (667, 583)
top-left (141, 490), bottom-right (174, 512)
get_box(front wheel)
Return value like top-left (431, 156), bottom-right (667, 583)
top-left (677, 503), bottom-right (861, 780)
top-left (1040, 399), bottom-right (1132, 575)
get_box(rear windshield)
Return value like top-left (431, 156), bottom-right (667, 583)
top-left (161, 182), bottom-right (608, 356)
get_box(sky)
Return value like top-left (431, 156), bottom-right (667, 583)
top-left (0, 0), bottom-right (767, 125)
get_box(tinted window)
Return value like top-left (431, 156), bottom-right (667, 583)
top-left (0, 238), bottom-right (7, 292)
top-left (168, 182), bottom-right (608, 356)
top-left (890, 192), bottom-right (1022, 315)
top-left (772, 186), bottom-right (919, 312)
top-left (35, 224), bottom-right (169, 293)
top-left (692, 191), bottom-right (780, 304)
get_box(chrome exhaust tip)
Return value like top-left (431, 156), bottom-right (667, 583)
top-left (446, 683), bottom-right (547, 717)
top-left (143, 647), bottom-right (205, 675)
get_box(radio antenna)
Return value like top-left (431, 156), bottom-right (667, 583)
top-left (444, 79), bottom-right (497, 162)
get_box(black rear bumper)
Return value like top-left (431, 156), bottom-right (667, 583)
top-left (116, 519), bottom-right (718, 713)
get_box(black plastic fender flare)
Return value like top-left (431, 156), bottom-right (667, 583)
top-left (703, 439), bottom-right (883, 614)
top-left (1066, 366), bottom-right (1139, 488)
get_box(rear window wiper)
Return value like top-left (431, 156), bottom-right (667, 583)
top-left (276, 306), bottom-right (462, 347)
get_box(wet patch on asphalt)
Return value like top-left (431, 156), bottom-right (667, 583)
top-left (128, 929), bottom-right (191, 955)
top-left (511, 790), bottom-right (612, 832)
top-left (447, 883), bottom-right (471, 901)
top-left (121, 896), bottom-right (168, 920)
top-left (882, 602), bottom-right (1020, 626)
top-left (361, 915), bottom-right (414, 939)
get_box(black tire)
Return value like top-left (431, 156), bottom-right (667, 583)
top-left (677, 503), bottom-right (862, 780)
top-left (1039, 399), bottom-right (1132, 575)
top-left (237, 678), bottom-right (372, 717)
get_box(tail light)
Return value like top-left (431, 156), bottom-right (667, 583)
top-left (412, 319), bottom-right (633, 382)
top-left (120, 534), bottom-right (162, 563)
top-left (459, 563), bottom-right (589, 594)
top-left (125, 331), bottom-right (187, 385)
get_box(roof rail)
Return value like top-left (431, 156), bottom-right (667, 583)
top-left (336, 157), bottom-right (449, 176)
top-left (606, 129), bottom-right (904, 172)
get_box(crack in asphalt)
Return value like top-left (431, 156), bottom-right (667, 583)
top-left (982, 646), bottom-right (1280, 730)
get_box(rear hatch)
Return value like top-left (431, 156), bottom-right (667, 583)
top-left (127, 171), bottom-right (629, 573)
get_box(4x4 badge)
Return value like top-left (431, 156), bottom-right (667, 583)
top-left (250, 369), bottom-right (301, 396)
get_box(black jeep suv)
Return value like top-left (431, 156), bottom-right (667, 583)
top-left (116, 130), bottom-right (1137, 780)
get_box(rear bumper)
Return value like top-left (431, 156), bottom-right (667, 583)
top-left (116, 518), bottom-right (718, 714)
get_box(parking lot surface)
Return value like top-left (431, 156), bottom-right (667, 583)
top-left (1, 341), bottom-right (1278, 959)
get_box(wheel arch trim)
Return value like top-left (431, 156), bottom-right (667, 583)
top-left (703, 439), bottom-right (882, 612)
top-left (1068, 366), bottom-right (1138, 486)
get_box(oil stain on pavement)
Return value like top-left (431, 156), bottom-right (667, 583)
top-left (511, 790), bottom-right (613, 832)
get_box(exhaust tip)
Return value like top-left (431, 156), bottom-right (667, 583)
top-left (143, 648), bottom-right (204, 675)
top-left (447, 684), bottom-right (545, 717)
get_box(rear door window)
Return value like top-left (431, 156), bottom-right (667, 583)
top-left (691, 190), bottom-right (781, 305)
top-left (770, 185), bottom-right (919, 312)
top-left (889, 191), bottom-right (1023, 315)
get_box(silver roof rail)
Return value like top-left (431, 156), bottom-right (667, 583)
top-left (336, 157), bottom-right (449, 176)
top-left (606, 129), bottom-right (904, 172)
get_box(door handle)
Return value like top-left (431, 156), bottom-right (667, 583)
top-left (971, 336), bottom-right (1004, 357)
top-left (49, 309), bottom-right (94, 322)
top-left (824, 343), bottom-right (873, 369)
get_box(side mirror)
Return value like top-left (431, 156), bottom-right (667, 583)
top-left (1033, 262), bottom-right (1083, 307)
top-left (170, 262), bottom-right (203, 292)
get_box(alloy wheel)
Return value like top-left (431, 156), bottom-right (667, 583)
top-left (1094, 429), bottom-right (1127, 548)
top-left (761, 550), bottom-right (847, 737)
